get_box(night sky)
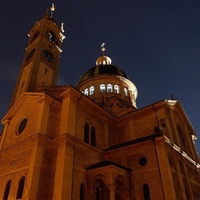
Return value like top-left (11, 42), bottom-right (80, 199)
top-left (1, 1), bottom-right (200, 153)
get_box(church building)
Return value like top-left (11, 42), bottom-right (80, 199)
top-left (0, 7), bottom-right (200, 200)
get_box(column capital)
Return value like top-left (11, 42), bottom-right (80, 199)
top-left (107, 184), bottom-right (116, 191)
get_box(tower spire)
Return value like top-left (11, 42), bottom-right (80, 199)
top-left (10, 7), bottom-right (64, 106)
top-left (50, 3), bottom-right (55, 18)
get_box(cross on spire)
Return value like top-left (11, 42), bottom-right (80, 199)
top-left (50, 3), bottom-right (55, 18)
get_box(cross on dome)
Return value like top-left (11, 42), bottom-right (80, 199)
top-left (96, 43), bottom-right (112, 65)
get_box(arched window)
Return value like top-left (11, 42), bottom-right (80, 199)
top-left (177, 125), bottom-right (186, 148)
top-left (115, 178), bottom-right (123, 200)
top-left (30, 31), bottom-right (38, 44)
top-left (107, 84), bottom-right (112, 93)
top-left (94, 179), bottom-right (107, 200)
top-left (47, 31), bottom-right (56, 43)
top-left (16, 176), bottom-right (25, 199)
top-left (84, 124), bottom-right (96, 147)
top-left (44, 68), bottom-right (48, 74)
top-left (96, 187), bottom-right (101, 200)
top-left (90, 86), bottom-right (94, 95)
top-left (124, 88), bottom-right (128, 96)
top-left (33, 31), bottom-right (38, 40)
top-left (80, 183), bottom-right (84, 200)
top-left (100, 84), bottom-right (105, 92)
top-left (84, 88), bottom-right (89, 96)
top-left (84, 123), bottom-right (89, 144)
top-left (143, 184), bottom-right (151, 200)
top-left (114, 85), bottom-right (119, 94)
top-left (3, 180), bottom-right (11, 200)
top-left (21, 81), bottom-right (24, 90)
top-left (91, 126), bottom-right (96, 146)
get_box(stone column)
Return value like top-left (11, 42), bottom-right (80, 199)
top-left (108, 184), bottom-right (116, 200)
top-left (0, 119), bottom-right (10, 150)
top-left (87, 187), bottom-right (95, 200)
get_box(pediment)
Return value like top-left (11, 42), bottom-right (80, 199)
top-left (1, 92), bottom-right (51, 123)
top-left (86, 160), bottom-right (131, 171)
top-left (103, 96), bottom-right (135, 116)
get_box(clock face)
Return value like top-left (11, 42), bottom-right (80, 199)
top-left (26, 48), bottom-right (35, 61)
top-left (43, 49), bottom-right (54, 63)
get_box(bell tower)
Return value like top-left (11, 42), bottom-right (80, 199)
top-left (11, 5), bottom-right (65, 105)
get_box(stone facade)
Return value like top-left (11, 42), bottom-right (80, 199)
top-left (0, 9), bottom-right (200, 200)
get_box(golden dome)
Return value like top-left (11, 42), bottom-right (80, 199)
top-left (96, 55), bottom-right (112, 65)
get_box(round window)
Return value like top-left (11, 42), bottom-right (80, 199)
top-left (17, 118), bottom-right (28, 134)
top-left (139, 157), bottom-right (147, 166)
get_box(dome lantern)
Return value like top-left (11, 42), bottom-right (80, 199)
top-left (96, 43), bottom-right (112, 65)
